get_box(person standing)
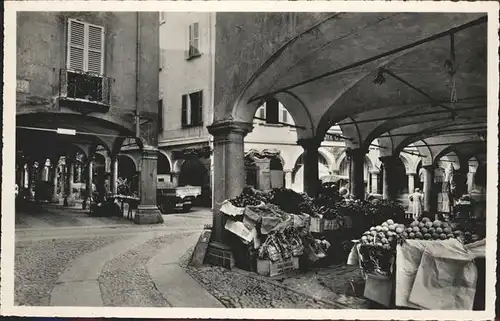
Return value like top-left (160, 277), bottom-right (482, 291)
top-left (409, 188), bottom-right (424, 220)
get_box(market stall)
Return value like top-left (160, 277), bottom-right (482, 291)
top-left (347, 215), bottom-right (486, 309)
top-left (218, 186), bottom-right (409, 276)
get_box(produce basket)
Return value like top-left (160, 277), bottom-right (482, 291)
top-left (257, 257), bottom-right (299, 277)
top-left (309, 216), bottom-right (325, 233)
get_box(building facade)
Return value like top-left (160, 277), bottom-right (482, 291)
top-left (16, 12), bottom-right (163, 223)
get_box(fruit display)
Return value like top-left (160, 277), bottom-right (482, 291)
top-left (229, 186), bottom-right (268, 207)
top-left (402, 217), bottom-right (484, 244)
top-left (358, 219), bottom-right (406, 251)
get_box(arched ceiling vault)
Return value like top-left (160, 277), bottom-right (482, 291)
top-left (222, 13), bottom-right (487, 151)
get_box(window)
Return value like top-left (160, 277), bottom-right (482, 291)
top-left (187, 22), bottom-right (201, 59)
top-left (265, 98), bottom-right (279, 124)
top-left (67, 19), bottom-right (104, 75)
top-left (281, 109), bottom-right (288, 124)
top-left (158, 99), bottom-right (163, 132)
top-left (258, 107), bottom-right (265, 120)
top-left (182, 90), bottom-right (203, 127)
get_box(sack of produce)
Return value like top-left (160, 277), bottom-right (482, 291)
top-left (220, 200), bottom-right (245, 217)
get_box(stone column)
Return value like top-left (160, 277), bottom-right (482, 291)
top-left (111, 157), bottom-right (119, 195)
top-left (422, 164), bottom-right (434, 213)
top-left (63, 157), bottom-right (73, 206)
top-left (134, 146), bottom-right (164, 224)
top-left (171, 172), bottom-right (179, 186)
top-left (370, 170), bottom-right (380, 194)
top-left (407, 172), bottom-right (416, 194)
top-left (254, 158), bottom-right (271, 191)
top-left (379, 156), bottom-right (399, 200)
top-left (83, 159), bottom-right (93, 210)
top-left (298, 137), bottom-right (321, 197)
top-left (69, 161), bottom-right (75, 195)
top-left (52, 162), bottom-right (59, 202)
top-left (284, 169), bottom-right (293, 189)
top-left (206, 120), bottom-right (253, 260)
top-left (77, 163), bottom-right (82, 183)
top-left (468, 170), bottom-right (476, 193)
top-left (346, 148), bottom-right (366, 199)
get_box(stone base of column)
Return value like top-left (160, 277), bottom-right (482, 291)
top-left (205, 241), bottom-right (235, 270)
top-left (133, 205), bottom-right (164, 224)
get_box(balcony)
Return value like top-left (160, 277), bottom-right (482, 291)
top-left (59, 69), bottom-right (112, 114)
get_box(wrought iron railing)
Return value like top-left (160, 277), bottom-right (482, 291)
top-left (59, 68), bottom-right (111, 106)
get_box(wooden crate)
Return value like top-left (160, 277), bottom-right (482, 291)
top-left (324, 219), bottom-right (340, 231)
top-left (257, 257), bottom-right (299, 277)
top-left (309, 217), bottom-right (325, 233)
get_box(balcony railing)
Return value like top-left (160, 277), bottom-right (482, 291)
top-left (59, 68), bottom-right (112, 113)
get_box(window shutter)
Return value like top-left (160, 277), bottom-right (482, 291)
top-left (68, 20), bottom-right (85, 71)
top-left (192, 22), bottom-right (199, 55)
top-left (282, 109), bottom-right (288, 124)
top-left (87, 24), bottom-right (104, 74)
top-left (181, 94), bottom-right (187, 126)
top-left (158, 99), bottom-right (163, 132)
top-left (258, 107), bottom-right (265, 119)
top-left (197, 91), bottom-right (203, 125)
top-left (265, 98), bottom-right (279, 124)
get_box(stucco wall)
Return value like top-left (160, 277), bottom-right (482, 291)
top-left (159, 12), bottom-right (214, 144)
top-left (16, 12), bottom-right (159, 136)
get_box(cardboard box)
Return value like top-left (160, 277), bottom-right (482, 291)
top-left (363, 273), bottom-right (394, 307)
top-left (257, 257), bottom-right (299, 277)
top-left (309, 217), bottom-right (324, 233)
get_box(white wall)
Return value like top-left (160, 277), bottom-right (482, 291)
top-left (159, 12), bottom-right (215, 144)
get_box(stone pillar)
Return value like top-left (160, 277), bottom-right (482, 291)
top-left (77, 163), bottom-right (82, 183)
top-left (111, 157), bottom-right (119, 195)
top-left (134, 146), bottom-right (164, 224)
top-left (346, 148), bottom-right (366, 199)
top-left (26, 160), bottom-right (33, 198)
top-left (298, 137), bottom-right (321, 197)
top-left (52, 163), bottom-right (59, 202)
top-left (422, 164), bottom-right (434, 213)
top-left (83, 159), bottom-right (93, 210)
top-left (407, 172), bottom-right (416, 194)
top-left (63, 157), bottom-right (73, 206)
top-left (468, 170), bottom-right (476, 193)
top-left (69, 161), bottom-right (75, 194)
top-left (284, 169), bottom-right (293, 189)
top-left (254, 158), bottom-right (271, 191)
top-left (171, 172), bottom-right (179, 186)
top-left (370, 170), bottom-right (380, 194)
top-left (206, 120), bottom-right (253, 266)
top-left (379, 156), bottom-right (399, 200)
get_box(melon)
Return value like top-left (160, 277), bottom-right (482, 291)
top-left (424, 233), bottom-right (431, 240)
top-left (432, 233), bottom-right (440, 240)
top-left (382, 226), bottom-right (389, 232)
top-left (428, 227), bottom-right (435, 234)
top-left (440, 233), bottom-right (447, 240)
top-left (433, 220), bottom-right (442, 228)
top-left (386, 219), bottom-right (395, 225)
top-left (412, 226), bottom-right (420, 232)
top-left (422, 217), bottom-right (430, 223)
top-left (370, 226), bottom-right (376, 231)
top-left (421, 227), bottom-right (428, 234)
top-left (381, 238), bottom-right (388, 244)
top-left (395, 227), bottom-right (404, 234)
top-left (425, 221), bottom-right (433, 228)
top-left (389, 224), bottom-right (396, 231)
top-left (402, 232), bottom-right (409, 238)
top-left (387, 231), bottom-right (394, 237)
top-left (418, 222), bottom-right (425, 229)
top-left (454, 230), bottom-right (462, 236)
top-left (361, 236), bottom-right (368, 242)
top-left (378, 232), bottom-right (385, 239)
top-left (409, 232), bottom-right (415, 239)
top-left (447, 234), bottom-right (454, 239)
top-left (382, 222), bottom-right (389, 227)
top-left (376, 242), bottom-right (383, 247)
top-left (436, 227), bottom-right (443, 234)
top-left (388, 236), bottom-right (394, 242)
top-left (371, 231), bottom-right (377, 236)
top-left (406, 228), bottom-right (413, 233)
top-left (376, 226), bottom-right (383, 232)
top-left (410, 221), bottom-right (418, 227)
top-left (415, 232), bottom-right (423, 239)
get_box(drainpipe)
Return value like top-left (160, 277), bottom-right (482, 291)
top-left (135, 12), bottom-right (141, 137)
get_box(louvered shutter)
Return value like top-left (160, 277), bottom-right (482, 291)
top-left (197, 91), bottom-right (203, 125)
top-left (265, 98), bottom-right (279, 124)
top-left (87, 25), bottom-right (104, 74)
top-left (258, 107), bottom-right (265, 119)
top-left (192, 22), bottom-right (199, 55)
top-left (68, 20), bottom-right (85, 71)
top-left (282, 109), bottom-right (288, 124)
top-left (181, 94), bottom-right (187, 126)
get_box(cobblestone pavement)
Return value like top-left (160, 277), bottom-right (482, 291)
top-left (15, 236), bottom-right (129, 306)
top-left (99, 233), bottom-right (193, 307)
top-left (181, 247), bottom-right (369, 309)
